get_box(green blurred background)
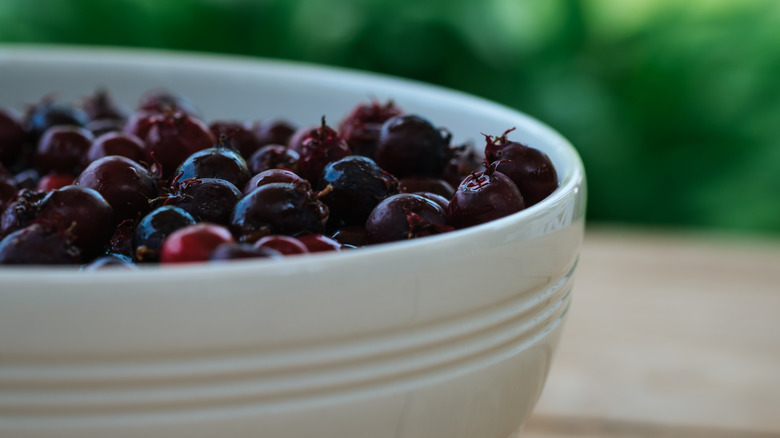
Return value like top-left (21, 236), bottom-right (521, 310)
top-left (2, 0), bottom-right (778, 235)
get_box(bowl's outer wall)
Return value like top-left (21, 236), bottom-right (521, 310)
top-left (0, 46), bottom-right (586, 438)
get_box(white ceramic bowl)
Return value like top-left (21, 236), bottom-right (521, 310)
top-left (0, 45), bottom-right (586, 438)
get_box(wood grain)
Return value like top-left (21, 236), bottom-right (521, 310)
top-left (524, 226), bottom-right (780, 437)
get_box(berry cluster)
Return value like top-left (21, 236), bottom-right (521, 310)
top-left (0, 90), bottom-right (558, 268)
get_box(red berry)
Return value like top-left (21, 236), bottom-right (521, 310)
top-left (34, 126), bottom-right (94, 174)
top-left (292, 118), bottom-right (351, 184)
top-left (36, 173), bottom-right (75, 192)
top-left (136, 112), bottom-right (216, 179)
top-left (85, 132), bottom-right (146, 165)
top-left (159, 223), bottom-right (235, 264)
top-left (253, 235), bottom-right (309, 256)
top-left (447, 163), bottom-right (526, 229)
top-left (483, 128), bottom-right (558, 206)
top-left (297, 233), bottom-right (342, 253)
top-left (338, 100), bottom-right (403, 159)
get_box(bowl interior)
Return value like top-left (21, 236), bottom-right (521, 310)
top-left (0, 45), bottom-right (583, 273)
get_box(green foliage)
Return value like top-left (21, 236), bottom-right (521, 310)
top-left (1, 0), bottom-right (778, 234)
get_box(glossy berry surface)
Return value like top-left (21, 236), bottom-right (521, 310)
top-left (243, 168), bottom-right (309, 196)
top-left (483, 128), bottom-right (558, 206)
top-left (75, 156), bottom-right (158, 221)
top-left (34, 126), bottom-right (94, 174)
top-left (85, 132), bottom-right (146, 165)
top-left (253, 235), bottom-right (309, 256)
top-left (0, 223), bottom-right (80, 265)
top-left (133, 205), bottom-right (196, 262)
top-left (375, 115), bottom-right (451, 178)
top-left (36, 173), bottom-right (74, 192)
top-left (317, 155), bottom-right (398, 228)
top-left (175, 145), bottom-right (251, 189)
top-left (447, 164), bottom-right (526, 229)
top-left (365, 193), bottom-right (451, 244)
top-left (209, 242), bottom-right (283, 261)
top-left (0, 89), bottom-right (560, 267)
top-left (36, 185), bottom-right (114, 258)
top-left (297, 233), bottom-right (343, 253)
top-left (165, 177), bottom-right (242, 225)
top-left (231, 182), bottom-right (329, 242)
top-left (159, 223), bottom-right (235, 264)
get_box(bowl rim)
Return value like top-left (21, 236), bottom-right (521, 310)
top-left (0, 44), bottom-right (585, 280)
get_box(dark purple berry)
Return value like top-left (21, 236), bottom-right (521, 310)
top-left (248, 144), bottom-right (299, 174)
top-left (398, 175), bottom-right (454, 199)
top-left (36, 185), bottom-right (114, 259)
top-left (243, 168), bottom-right (310, 196)
top-left (137, 89), bottom-right (200, 117)
top-left (209, 121), bottom-right (262, 158)
top-left (442, 142), bottom-right (483, 189)
top-left (85, 132), bottom-right (146, 165)
top-left (330, 226), bottom-right (367, 248)
top-left (106, 219), bottom-right (135, 260)
top-left (447, 164), bottom-right (526, 229)
top-left (484, 128), bottom-right (558, 206)
top-left (415, 191), bottom-right (450, 211)
top-left (317, 155), bottom-right (399, 228)
top-left (134, 112), bottom-right (216, 179)
top-left (34, 126), bottom-right (94, 174)
top-left (253, 119), bottom-right (296, 147)
top-left (75, 156), bottom-right (158, 221)
top-left (0, 223), bottom-right (80, 265)
top-left (25, 99), bottom-right (88, 141)
top-left (209, 242), bottom-right (283, 261)
top-left (365, 193), bottom-right (452, 244)
top-left (165, 177), bottom-right (242, 225)
top-left (375, 114), bottom-right (451, 178)
top-left (0, 189), bottom-right (45, 239)
top-left (82, 254), bottom-right (136, 271)
top-left (338, 100), bottom-right (403, 159)
top-left (231, 182), bottom-right (329, 242)
top-left (12, 168), bottom-right (40, 190)
top-left (294, 118), bottom-right (352, 184)
top-left (175, 145), bottom-right (251, 189)
top-left (82, 89), bottom-right (128, 122)
top-left (133, 205), bottom-right (196, 263)
top-left (85, 118), bottom-right (127, 137)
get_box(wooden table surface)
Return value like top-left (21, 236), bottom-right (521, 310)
top-left (523, 226), bottom-right (780, 438)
